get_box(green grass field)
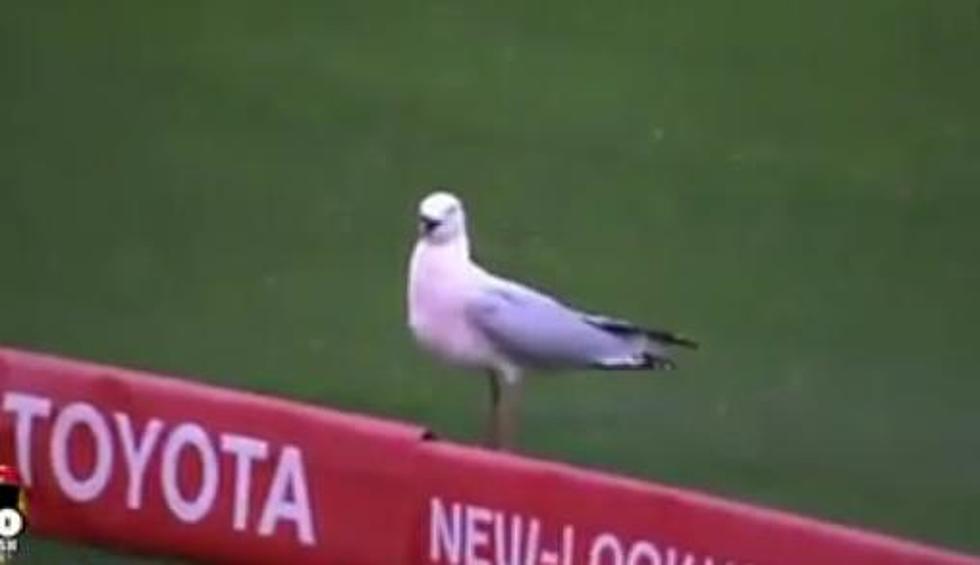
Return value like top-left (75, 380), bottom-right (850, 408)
top-left (2, 1), bottom-right (978, 561)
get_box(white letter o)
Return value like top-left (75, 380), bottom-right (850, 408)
top-left (0, 509), bottom-right (24, 539)
top-left (50, 402), bottom-right (114, 502)
top-left (627, 541), bottom-right (662, 565)
top-left (161, 423), bottom-right (219, 523)
top-left (590, 533), bottom-right (624, 565)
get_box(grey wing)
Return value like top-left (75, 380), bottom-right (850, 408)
top-left (465, 280), bottom-right (672, 370)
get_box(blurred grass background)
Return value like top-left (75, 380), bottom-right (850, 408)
top-left (1, 1), bottom-right (978, 561)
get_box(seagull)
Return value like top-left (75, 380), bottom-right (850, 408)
top-left (407, 190), bottom-right (697, 450)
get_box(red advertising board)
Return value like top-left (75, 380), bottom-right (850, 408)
top-left (0, 347), bottom-right (425, 563)
top-left (0, 347), bottom-right (976, 564)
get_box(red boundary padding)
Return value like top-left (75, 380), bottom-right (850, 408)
top-left (0, 347), bottom-right (976, 564)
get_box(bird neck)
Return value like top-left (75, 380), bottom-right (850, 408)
top-left (455, 234), bottom-right (471, 260)
top-left (409, 234), bottom-right (475, 299)
top-left (412, 232), bottom-right (472, 267)
top-left (431, 233), bottom-right (471, 262)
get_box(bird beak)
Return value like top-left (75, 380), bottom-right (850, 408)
top-left (419, 216), bottom-right (440, 235)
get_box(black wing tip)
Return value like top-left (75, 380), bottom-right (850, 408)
top-left (670, 334), bottom-right (700, 350)
top-left (584, 316), bottom-right (700, 350)
top-left (644, 329), bottom-right (699, 350)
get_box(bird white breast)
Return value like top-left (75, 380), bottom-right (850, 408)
top-left (407, 241), bottom-right (498, 369)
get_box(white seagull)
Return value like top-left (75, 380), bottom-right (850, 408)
top-left (407, 190), bottom-right (697, 450)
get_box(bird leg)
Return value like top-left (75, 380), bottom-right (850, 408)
top-left (485, 369), bottom-right (522, 451)
top-left (485, 370), bottom-right (501, 449)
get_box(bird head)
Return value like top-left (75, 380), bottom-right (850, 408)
top-left (417, 190), bottom-right (467, 245)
